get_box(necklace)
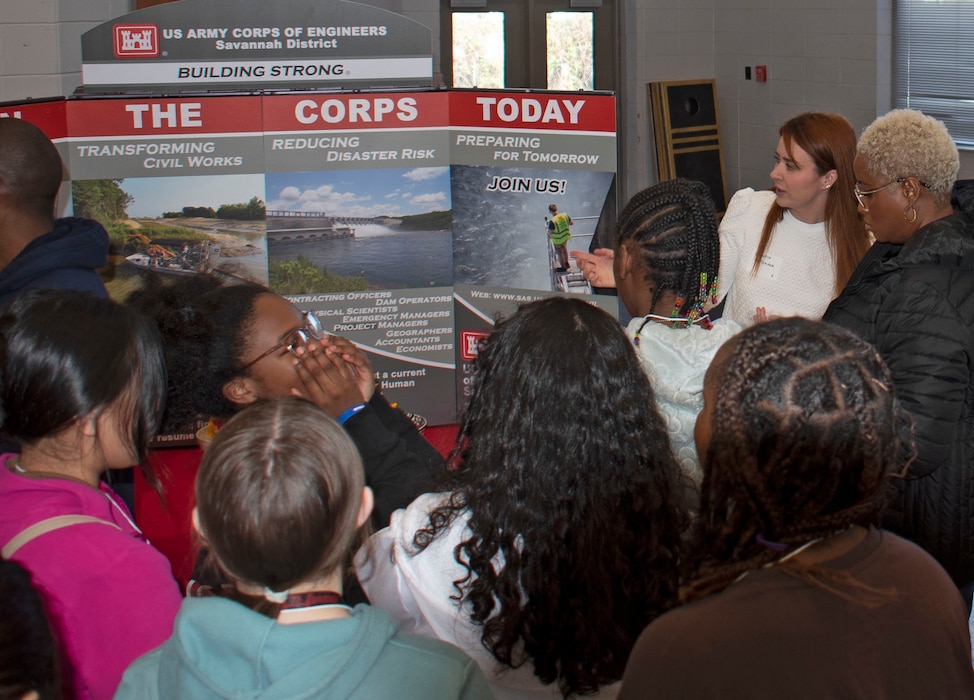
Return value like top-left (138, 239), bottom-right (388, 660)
top-left (634, 313), bottom-right (712, 346)
top-left (8, 457), bottom-right (95, 488)
top-left (733, 527), bottom-right (851, 585)
top-left (277, 591), bottom-right (351, 615)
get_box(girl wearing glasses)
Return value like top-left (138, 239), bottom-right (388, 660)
top-left (127, 274), bottom-right (443, 531)
top-left (0, 290), bottom-right (181, 700)
top-left (824, 109), bottom-right (974, 588)
top-left (574, 113), bottom-right (871, 327)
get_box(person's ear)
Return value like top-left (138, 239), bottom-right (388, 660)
top-left (822, 169), bottom-right (838, 190)
top-left (616, 241), bottom-right (634, 282)
top-left (191, 507), bottom-right (207, 542)
top-left (80, 413), bottom-right (98, 438)
top-left (221, 377), bottom-right (259, 407)
top-left (356, 486), bottom-right (375, 528)
top-left (902, 176), bottom-right (923, 205)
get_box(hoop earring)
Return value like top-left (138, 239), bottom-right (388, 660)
top-left (904, 206), bottom-right (917, 224)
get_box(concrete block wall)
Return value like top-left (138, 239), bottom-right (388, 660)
top-left (1, 0), bottom-right (968, 194)
top-left (618, 0), bottom-right (894, 201)
top-left (0, 0), bottom-right (133, 103)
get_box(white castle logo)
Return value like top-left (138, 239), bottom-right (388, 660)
top-left (120, 29), bottom-right (154, 52)
top-left (114, 24), bottom-right (158, 57)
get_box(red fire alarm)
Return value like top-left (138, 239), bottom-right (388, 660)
top-left (755, 65), bottom-right (767, 83)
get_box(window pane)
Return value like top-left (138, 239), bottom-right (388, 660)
top-left (896, 0), bottom-right (974, 148)
top-left (452, 12), bottom-right (505, 89)
top-left (547, 12), bottom-right (594, 91)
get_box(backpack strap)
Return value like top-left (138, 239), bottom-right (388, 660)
top-left (2, 515), bottom-right (121, 559)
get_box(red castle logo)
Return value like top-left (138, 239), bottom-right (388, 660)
top-left (114, 24), bottom-right (160, 58)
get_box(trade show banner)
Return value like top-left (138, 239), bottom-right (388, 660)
top-left (3, 87), bottom-right (617, 431)
top-left (448, 90), bottom-right (618, 396)
top-left (262, 91), bottom-right (456, 425)
top-left (79, 0), bottom-right (433, 93)
top-left (1, 0), bottom-right (624, 443)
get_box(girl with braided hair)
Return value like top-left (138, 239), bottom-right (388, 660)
top-left (619, 318), bottom-right (974, 699)
top-left (612, 178), bottom-right (742, 482)
top-left (359, 297), bottom-right (687, 699)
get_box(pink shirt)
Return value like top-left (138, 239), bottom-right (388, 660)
top-left (0, 455), bottom-right (181, 700)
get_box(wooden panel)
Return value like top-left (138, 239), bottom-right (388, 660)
top-left (649, 79), bottom-right (727, 213)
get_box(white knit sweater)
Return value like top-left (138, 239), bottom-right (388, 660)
top-left (715, 188), bottom-right (836, 327)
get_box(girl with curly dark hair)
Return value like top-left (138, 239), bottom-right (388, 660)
top-left (619, 318), bottom-right (974, 698)
top-left (358, 296), bottom-right (688, 698)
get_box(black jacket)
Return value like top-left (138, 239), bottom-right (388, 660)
top-left (0, 217), bottom-right (109, 309)
top-left (823, 181), bottom-right (974, 585)
top-left (342, 391), bottom-right (444, 527)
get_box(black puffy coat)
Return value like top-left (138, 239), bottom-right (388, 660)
top-left (823, 181), bottom-right (974, 586)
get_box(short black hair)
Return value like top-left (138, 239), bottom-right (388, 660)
top-left (0, 118), bottom-right (63, 219)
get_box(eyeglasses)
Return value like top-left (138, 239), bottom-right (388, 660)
top-left (240, 311), bottom-right (324, 370)
top-left (853, 179), bottom-right (904, 209)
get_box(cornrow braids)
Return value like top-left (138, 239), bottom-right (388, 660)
top-left (684, 318), bottom-right (913, 604)
top-left (616, 179), bottom-right (720, 321)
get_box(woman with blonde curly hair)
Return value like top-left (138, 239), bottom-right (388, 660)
top-left (824, 108), bottom-right (974, 587)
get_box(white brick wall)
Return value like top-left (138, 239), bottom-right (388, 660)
top-left (0, 0), bottom-right (133, 103)
top-left (1, 0), bottom-right (968, 190)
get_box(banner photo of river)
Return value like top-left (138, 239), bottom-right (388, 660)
top-left (269, 225), bottom-right (453, 290)
top-left (265, 166), bottom-right (452, 293)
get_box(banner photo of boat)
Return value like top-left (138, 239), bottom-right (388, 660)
top-left (63, 95), bottom-right (268, 299)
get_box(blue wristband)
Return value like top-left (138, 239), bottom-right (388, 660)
top-left (337, 403), bottom-right (367, 424)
